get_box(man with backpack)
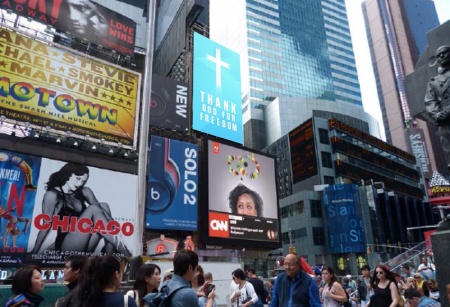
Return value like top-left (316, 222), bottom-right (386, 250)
top-left (358, 265), bottom-right (373, 307)
top-left (145, 250), bottom-right (215, 307)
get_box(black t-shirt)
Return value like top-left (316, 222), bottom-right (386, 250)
top-left (100, 292), bottom-right (138, 307)
top-left (247, 277), bottom-right (266, 303)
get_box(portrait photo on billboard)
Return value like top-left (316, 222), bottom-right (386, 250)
top-left (0, 150), bottom-right (42, 266)
top-left (205, 139), bottom-right (280, 247)
top-left (146, 136), bottom-right (198, 231)
top-left (150, 75), bottom-right (189, 132)
top-left (27, 158), bottom-right (138, 266)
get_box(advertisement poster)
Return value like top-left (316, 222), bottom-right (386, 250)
top-left (146, 136), bottom-right (198, 231)
top-left (0, 0), bottom-right (136, 55)
top-left (323, 184), bottom-right (366, 254)
top-left (192, 33), bottom-right (242, 144)
top-left (0, 27), bottom-right (141, 148)
top-left (289, 119), bottom-right (317, 183)
top-left (150, 75), bottom-right (189, 132)
top-left (207, 140), bottom-right (279, 243)
top-left (0, 150), bottom-right (41, 266)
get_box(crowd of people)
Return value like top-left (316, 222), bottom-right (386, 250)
top-left (4, 249), bottom-right (450, 307)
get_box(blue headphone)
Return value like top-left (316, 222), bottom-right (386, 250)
top-left (147, 137), bottom-right (180, 213)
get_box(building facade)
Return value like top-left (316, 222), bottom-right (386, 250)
top-left (265, 115), bottom-right (437, 274)
top-left (362, 0), bottom-right (446, 178)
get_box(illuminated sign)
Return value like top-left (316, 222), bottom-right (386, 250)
top-left (192, 33), bottom-right (242, 144)
top-left (323, 184), bottom-right (366, 254)
top-left (289, 119), bottom-right (317, 183)
top-left (205, 139), bottom-right (280, 248)
top-left (0, 1), bottom-right (136, 55)
top-left (0, 28), bottom-right (140, 148)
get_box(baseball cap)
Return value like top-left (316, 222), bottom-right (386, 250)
top-left (163, 268), bottom-right (174, 278)
top-left (346, 274), bottom-right (352, 279)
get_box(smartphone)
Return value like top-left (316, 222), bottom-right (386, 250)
top-left (205, 284), bottom-right (216, 296)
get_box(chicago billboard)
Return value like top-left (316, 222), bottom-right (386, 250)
top-left (0, 0), bottom-right (136, 55)
top-left (146, 136), bottom-right (198, 231)
top-left (192, 33), bottom-right (242, 144)
top-left (0, 149), bottom-right (138, 267)
top-left (0, 27), bottom-right (141, 148)
top-left (150, 75), bottom-right (189, 132)
top-left (323, 184), bottom-right (366, 254)
top-left (204, 139), bottom-right (280, 248)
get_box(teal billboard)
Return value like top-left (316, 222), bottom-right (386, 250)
top-left (192, 33), bottom-right (242, 144)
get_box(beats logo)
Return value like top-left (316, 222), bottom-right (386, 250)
top-left (147, 137), bottom-right (180, 214)
top-left (209, 212), bottom-right (229, 238)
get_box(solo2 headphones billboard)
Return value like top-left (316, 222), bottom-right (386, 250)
top-left (203, 139), bottom-right (281, 248)
top-left (145, 136), bottom-right (198, 231)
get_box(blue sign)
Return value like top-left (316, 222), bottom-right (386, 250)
top-left (323, 184), bottom-right (366, 254)
top-left (192, 32), bottom-right (242, 144)
top-left (146, 136), bottom-right (198, 231)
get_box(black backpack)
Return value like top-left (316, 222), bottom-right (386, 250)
top-left (358, 279), bottom-right (367, 300)
top-left (142, 283), bottom-right (186, 307)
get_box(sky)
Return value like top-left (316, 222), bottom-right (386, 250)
top-left (345, 0), bottom-right (450, 140)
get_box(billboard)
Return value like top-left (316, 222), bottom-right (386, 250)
top-left (150, 75), bottom-right (189, 131)
top-left (289, 119), bottom-right (317, 183)
top-left (323, 184), bottom-right (366, 254)
top-left (0, 27), bottom-right (141, 148)
top-left (146, 136), bottom-right (198, 231)
top-left (0, 149), bottom-right (138, 267)
top-left (0, 0), bottom-right (136, 55)
top-left (192, 33), bottom-right (242, 144)
top-left (408, 128), bottom-right (432, 178)
top-left (204, 139), bottom-right (280, 248)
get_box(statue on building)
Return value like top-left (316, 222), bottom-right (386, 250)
top-left (424, 45), bottom-right (450, 169)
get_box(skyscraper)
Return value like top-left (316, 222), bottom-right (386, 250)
top-left (210, 0), bottom-right (366, 150)
top-left (363, 0), bottom-right (446, 177)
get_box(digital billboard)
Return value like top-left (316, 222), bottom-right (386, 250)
top-left (289, 119), bottom-right (317, 183)
top-left (146, 136), bottom-right (198, 231)
top-left (0, 149), bottom-right (138, 267)
top-left (150, 75), bottom-right (189, 132)
top-left (323, 184), bottom-right (366, 254)
top-left (192, 33), bottom-right (242, 144)
top-left (204, 139), bottom-right (280, 248)
top-left (0, 27), bottom-right (141, 148)
top-left (0, 1), bottom-right (136, 55)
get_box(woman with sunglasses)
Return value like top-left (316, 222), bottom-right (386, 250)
top-left (230, 268), bottom-right (259, 307)
top-left (413, 274), bottom-right (430, 297)
top-left (366, 265), bottom-right (398, 307)
top-left (426, 278), bottom-right (440, 301)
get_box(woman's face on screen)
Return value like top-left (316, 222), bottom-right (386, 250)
top-left (236, 193), bottom-right (257, 216)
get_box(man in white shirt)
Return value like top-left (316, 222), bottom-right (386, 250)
top-left (417, 257), bottom-right (435, 280)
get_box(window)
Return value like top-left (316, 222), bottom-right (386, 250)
top-left (319, 128), bottom-right (330, 144)
top-left (294, 201), bottom-right (304, 214)
top-left (313, 227), bottom-right (325, 245)
top-left (310, 199), bottom-right (323, 218)
top-left (321, 151), bottom-right (333, 168)
top-left (324, 176), bottom-right (335, 185)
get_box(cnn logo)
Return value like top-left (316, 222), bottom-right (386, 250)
top-left (210, 219), bottom-right (228, 231)
top-left (209, 212), bottom-right (230, 238)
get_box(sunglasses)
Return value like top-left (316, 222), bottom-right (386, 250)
top-left (375, 271), bottom-right (384, 275)
top-left (414, 276), bottom-right (421, 279)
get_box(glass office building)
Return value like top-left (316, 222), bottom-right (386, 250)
top-left (210, 0), bottom-right (363, 150)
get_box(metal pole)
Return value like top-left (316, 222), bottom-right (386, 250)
top-left (134, 0), bottom-right (157, 256)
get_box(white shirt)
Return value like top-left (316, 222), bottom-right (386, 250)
top-left (231, 281), bottom-right (258, 307)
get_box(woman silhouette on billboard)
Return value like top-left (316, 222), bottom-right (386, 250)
top-left (30, 163), bottom-right (130, 256)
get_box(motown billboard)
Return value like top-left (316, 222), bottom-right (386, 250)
top-left (145, 136), bottom-right (198, 231)
top-left (192, 33), bottom-right (242, 144)
top-left (0, 0), bottom-right (136, 55)
top-left (0, 149), bottom-right (138, 267)
top-left (0, 27), bottom-right (141, 148)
